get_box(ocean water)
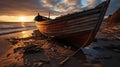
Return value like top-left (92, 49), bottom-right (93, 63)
top-left (0, 22), bottom-right (36, 35)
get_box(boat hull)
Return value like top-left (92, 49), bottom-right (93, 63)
top-left (36, 21), bottom-right (94, 47)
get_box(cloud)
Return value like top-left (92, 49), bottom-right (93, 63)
top-left (64, 0), bottom-right (81, 7)
top-left (0, 0), bottom-right (120, 17)
top-left (0, 0), bottom-right (60, 16)
top-left (0, 0), bottom-right (83, 16)
top-left (0, 0), bottom-right (41, 16)
top-left (41, 0), bottom-right (83, 14)
top-left (61, 0), bottom-right (83, 13)
top-left (41, 0), bottom-right (60, 8)
top-left (86, 0), bottom-right (102, 8)
top-left (106, 0), bottom-right (120, 15)
top-left (81, 0), bottom-right (103, 10)
top-left (57, 3), bottom-right (69, 12)
top-left (40, 0), bottom-right (62, 15)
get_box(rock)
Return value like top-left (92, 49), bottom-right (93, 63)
top-left (14, 47), bottom-right (24, 53)
top-left (93, 39), bottom-right (98, 42)
top-left (6, 53), bottom-right (11, 57)
top-left (23, 44), bottom-right (44, 54)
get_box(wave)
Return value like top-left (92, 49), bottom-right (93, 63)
top-left (0, 26), bottom-right (35, 30)
top-left (0, 22), bottom-right (36, 35)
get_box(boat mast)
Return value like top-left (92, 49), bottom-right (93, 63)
top-left (48, 11), bottom-right (50, 19)
top-left (38, 13), bottom-right (40, 16)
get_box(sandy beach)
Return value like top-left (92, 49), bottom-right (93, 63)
top-left (0, 23), bottom-right (120, 67)
top-left (0, 0), bottom-right (120, 67)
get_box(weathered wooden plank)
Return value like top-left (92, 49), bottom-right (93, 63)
top-left (50, 20), bottom-right (97, 31)
top-left (66, 17), bottom-right (99, 26)
top-left (45, 23), bottom-right (96, 34)
top-left (60, 24), bottom-right (95, 32)
top-left (39, 18), bottom-right (98, 30)
top-left (66, 13), bottom-right (100, 23)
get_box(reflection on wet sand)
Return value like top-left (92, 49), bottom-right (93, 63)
top-left (21, 22), bottom-right (25, 27)
top-left (21, 31), bottom-right (32, 38)
top-left (0, 30), bottom-right (34, 39)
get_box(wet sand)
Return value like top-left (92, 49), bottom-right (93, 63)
top-left (0, 28), bottom-right (120, 67)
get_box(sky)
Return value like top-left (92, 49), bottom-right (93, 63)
top-left (0, 0), bottom-right (120, 22)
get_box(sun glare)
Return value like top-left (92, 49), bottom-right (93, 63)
top-left (19, 16), bottom-right (26, 22)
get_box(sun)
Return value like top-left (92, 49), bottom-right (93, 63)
top-left (19, 16), bottom-right (26, 22)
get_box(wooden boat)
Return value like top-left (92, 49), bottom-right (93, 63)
top-left (34, 0), bottom-right (110, 48)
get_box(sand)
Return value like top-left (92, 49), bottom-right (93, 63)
top-left (0, 23), bottom-right (120, 67)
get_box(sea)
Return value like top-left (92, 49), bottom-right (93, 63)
top-left (0, 22), bottom-right (36, 35)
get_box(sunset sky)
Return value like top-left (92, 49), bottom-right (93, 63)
top-left (0, 0), bottom-right (120, 22)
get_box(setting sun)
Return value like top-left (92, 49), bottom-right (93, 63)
top-left (19, 16), bottom-right (26, 22)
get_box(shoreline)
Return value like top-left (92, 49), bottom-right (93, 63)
top-left (0, 29), bottom-right (36, 36)
top-left (0, 29), bottom-right (36, 39)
